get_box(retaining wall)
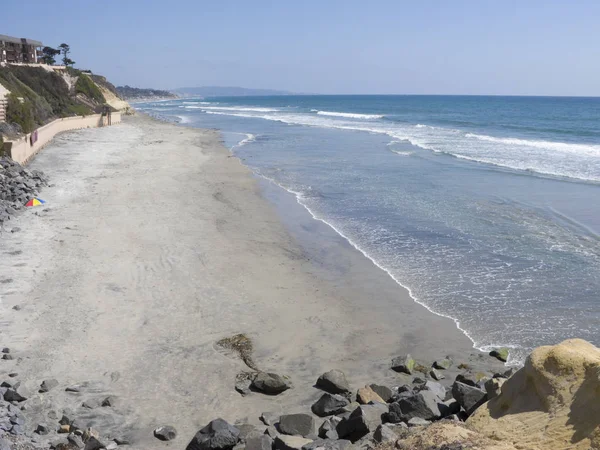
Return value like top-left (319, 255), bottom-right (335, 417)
top-left (3, 112), bottom-right (121, 164)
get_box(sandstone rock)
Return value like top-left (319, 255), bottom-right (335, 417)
top-left (274, 435), bottom-right (312, 450)
top-left (368, 384), bottom-right (392, 402)
top-left (278, 414), bottom-right (315, 437)
top-left (356, 386), bottom-right (385, 405)
top-left (252, 373), bottom-right (291, 395)
top-left (39, 379), bottom-right (59, 393)
top-left (391, 355), bottom-right (415, 374)
top-left (394, 423), bottom-right (516, 450)
top-left (433, 358), bottom-right (452, 370)
top-left (311, 393), bottom-right (349, 417)
top-left (316, 370), bottom-right (350, 394)
top-left (154, 425), bottom-right (177, 441)
top-left (451, 381), bottom-right (487, 415)
top-left (468, 339), bottom-right (600, 450)
top-left (245, 433), bottom-right (272, 450)
top-left (489, 348), bottom-right (509, 362)
top-left (187, 418), bottom-right (240, 450)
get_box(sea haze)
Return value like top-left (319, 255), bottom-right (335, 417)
top-left (138, 95), bottom-right (600, 363)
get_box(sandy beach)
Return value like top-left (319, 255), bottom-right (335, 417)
top-left (0, 115), bottom-right (501, 449)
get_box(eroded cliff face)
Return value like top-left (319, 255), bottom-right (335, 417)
top-left (467, 338), bottom-right (600, 450)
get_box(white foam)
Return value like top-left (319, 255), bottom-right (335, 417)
top-left (234, 133), bottom-right (256, 149)
top-left (315, 110), bottom-right (384, 119)
top-left (187, 105), bottom-right (280, 112)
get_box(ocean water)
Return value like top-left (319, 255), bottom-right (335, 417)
top-left (138, 95), bottom-right (600, 364)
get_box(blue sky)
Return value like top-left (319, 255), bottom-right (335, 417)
top-left (2, 0), bottom-right (599, 95)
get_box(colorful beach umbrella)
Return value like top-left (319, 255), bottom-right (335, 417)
top-left (25, 198), bottom-right (46, 207)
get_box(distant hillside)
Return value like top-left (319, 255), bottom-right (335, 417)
top-left (116, 85), bottom-right (178, 100)
top-left (175, 86), bottom-right (293, 97)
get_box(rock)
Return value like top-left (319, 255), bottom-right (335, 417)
top-left (58, 424), bottom-right (71, 433)
top-left (245, 434), bottom-right (273, 450)
top-left (451, 381), bottom-right (487, 415)
top-left (59, 414), bottom-right (72, 426)
top-left (368, 384), bottom-right (392, 402)
top-left (2, 348), bottom-right (9, 354)
top-left (82, 398), bottom-right (101, 409)
top-left (3, 388), bottom-right (26, 402)
top-left (154, 425), bottom-right (177, 441)
top-left (318, 417), bottom-right (341, 440)
top-left (105, 444), bottom-right (118, 450)
top-left (84, 437), bottom-right (106, 450)
top-left (396, 390), bottom-right (442, 421)
top-left (439, 399), bottom-right (461, 418)
top-left (252, 373), bottom-right (291, 395)
top-left (82, 428), bottom-right (100, 442)
top-left (302, 439), bottom-right (351, 450)
top-left (274, 435), bottom-right (312, 450)
top-left (278, 414), bottom-right (315, 437)
top-left (8, 374), bottom-right (17, 378)
top-left (356, 386), bottom-right (385, 405)
top-left (429, 368), bottom-right (445, 380)
top-left (39, 379), bottom-right (59, 393)
top-left (316, 370), bottom-right (350, 394)
top-left (468, 339), bottom-right (600, 450)
top-left (412, 376), bottom-right (426, 385)
top-left (339, 402), bottom-right (359, 414)
top-left (2, 355), bottom-right (13, 361)
top-left (9, 424), bottom-right (23, 435)
top-left (235, 378), bottom-right (252, 396)
top-left (235, 423), bottom-right (258, 441)
top-left (432, 358), bottom-right (452, 370)
top-left (101, 396), bottom-right (116, 407)
top-left (489, 348), bottom-right (509, 362)
top-left (0, 438), bottom-right (11, 450)
top-left (265, 426), bottom-right (279, 439)
top-left (336, 403), bottom-right (387, 442)
top-left (260, 412), bottom-right (279, 426)
top-left (419, 381), bottom-right (446, 401)
top-left (484, 377), bottom-right (505, 400)
top-left (187, 418), bottom-right (240, 450)
top-left (455, 373), bottom-right (477, 387)
top-left (391, 355), bottom-right (415, 374)
top-left (372, 424), bottom-right (398, 443)
top-left (406, 417), bottom-right (430, 427)
top-left (311, 393), bottom-right (349, 417)
top-left (68, 435), bottom-right (85, 449)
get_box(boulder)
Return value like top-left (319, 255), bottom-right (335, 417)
top-left (429, 368), bottom-right (445, 381)
top-left (278, 414), bottom-right (315, 437)
top-left (302, 439), bottom-right (351, 450)
top-left (318, 417), bottom-right (342, 440)
top-left (372, 424), bottom-right (398, 443)
top-left (39, 379), bottom-right (59, 393)
top-left (396, 390), bottom-right (442, 421)
top-left (84, 437), bottom-right (107, 450)
top-left (451, 382), bottom-right (487, 415)
top-left (316, 370), bottom-right (350, 394)
top-left (391, 355), bottom-right (415, 374)
top-left (419, 381), bottom-right (446, 401)
top-left (252, 373), bottom-right (292, 395)
top-left (406, 417), bottom-right (430, 427)
top-left (454, 373), bottom-right (477, 387)
top-left (236, 423), bottom-right (258, 441)
top-left (432, 358), bottom-right (452, 370)
top-left (154, 425), bottom-right (177, 441)
top-left (356, 386), bottom-right (385, 405)
top-left (484, 377), bottom-right (505, 400)
top-left (336, 403), bottom-right (387, 442)
top-left (187, 418), bottom-right (240, 450)
top-left (274, 435), bottom-right (312, 450)
top-left (468, 339), bottom-right (600, 450)
top-left (260, 412), bottom-right (279, 426)
top-left (245, 433), bottom-right (273, 450)
top-left (311, 393), bottom-right (349, 417)
top-left (368, 384), bottom-right (393, 402)
top-left (265, 426), bottom-right (279, 439)
top-left (489, 348), bottom-right (509, 362)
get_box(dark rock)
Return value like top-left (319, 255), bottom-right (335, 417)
top-left (316, 370), bottom-right (350, 394)
top-left (68, 435), bottom-right (85, 449)
top-left (412, 377), bottom-right (426, 385)
top-left (245, 433), bottom-right (273, 450)
top-left (484, 378), bottom-right (505, 400)
top-left (419, 381), bottom-right (446, 401)
top-left (82, 399), bottom-right (101, 409)
top-left (187, 418), bottom-right (240, 450)
top-left (391, 355), bottom-right (415, 374)
top-left (0, 381), bottom-right (12, 388)
top-left (439, 399), bottom-right (461, 418)
top-left (336, 403), bottom-right (387, 442)
top-left (368, 384), bottom-right (393, 403)
top-left (8, 374), bottom-right (17, 378)
top-left (429, 368), bottom-right (445, 381)
top-left (432, 358), bottom-right (452, 370)
top-left (3, 388), bottom-right (26, 402)
top-left (84, 437), bottom-right (106, 450)
top-left (2, 348), bottom-right (10, 354)
top-left (260, 412), bottom-right (279, 426)
top-left (385, 403), bottom-right (404, 424)
top-left (40, 379), bottom-right (59, 393)
top-left (396, 391), bottom-right (442, 421)
top-left (274, 435), bottom-right (312, 450)
top-left (489, 348), bottom-right (509, 362)
top-left (311, 393), bottom-right (349, 417)
top-left (302, 439), bottom-right (351, 450)
top-left (154, 425), bottom-right (177, 441)
top-left (2, 355), bottom-right (13, 361)
top-left (11, 306), bottom-right (21, 311)
top-left (59, 414), bottom-right (72, 426)
top-left (252, 373), bottom-right (291, 395)
top-left (236, 423), bottom-right (258, 442)
top-left (455, 374), bottom-right (477, 387)
top-left (101, 396), bottom-right (116, 407)
top-left (318, 417), bottom-right (341, 440)
top-left (9, 415), bottom-right (24, 425)
top-left (9, 424), bottom-right (23, 435)
top-left (35, 423), bottom-right (50, 435)
top-left (278, 414), bottom-right (315, 437)
top-left (265, 426), bottom-right (279, 439)
top-left (451, 381), bottom-right (487, 415)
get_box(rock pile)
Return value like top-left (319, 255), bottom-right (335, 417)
top-left (0, 157), bottom-right (49, 226)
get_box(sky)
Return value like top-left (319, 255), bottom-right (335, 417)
top-left (2, 0), bottom-right (599, 96)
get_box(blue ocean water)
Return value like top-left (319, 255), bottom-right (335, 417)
top-left (138, 95), bottom-right (600, 363)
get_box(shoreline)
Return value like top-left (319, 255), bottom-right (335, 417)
top-left (0, 114), bottom-right (506, 449)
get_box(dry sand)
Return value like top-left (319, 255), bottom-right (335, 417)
top-left (0, 115), bottom-right (494, 448)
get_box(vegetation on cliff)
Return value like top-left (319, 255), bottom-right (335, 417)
top-left (116, 85), bottom-right (177, 100)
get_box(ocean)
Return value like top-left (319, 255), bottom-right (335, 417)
top-left (138, 95), bottom-right (600, 364)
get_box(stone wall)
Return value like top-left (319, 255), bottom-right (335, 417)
top-left (3, 112), bottom-right (121, 164)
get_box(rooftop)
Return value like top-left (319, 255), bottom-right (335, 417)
top-left (0, 34), bottom-right (43, 47)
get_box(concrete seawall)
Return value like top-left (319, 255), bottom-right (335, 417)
top-left (3, 112), bottom-right (121, 164)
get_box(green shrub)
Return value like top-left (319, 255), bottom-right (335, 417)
top-left (75, 74), bottom-right (105, 103)
top-left (6, 93), bottom-right (35, 134)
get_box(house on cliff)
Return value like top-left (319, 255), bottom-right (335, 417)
top-left (0, 34), bottom-right (43, 64)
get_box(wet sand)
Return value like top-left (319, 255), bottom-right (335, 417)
top-left (0, 114), bottom-right (497, 448)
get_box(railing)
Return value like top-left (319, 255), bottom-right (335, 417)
top-left (0, 97), bottom-right (6, 122)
